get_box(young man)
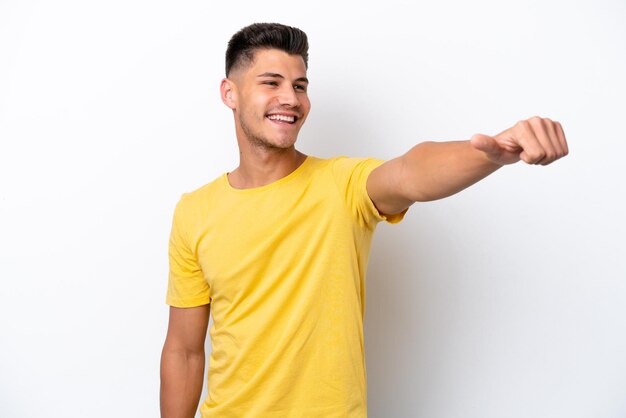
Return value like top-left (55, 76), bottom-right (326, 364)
top-left (160, 23), bottom-right (568, 418)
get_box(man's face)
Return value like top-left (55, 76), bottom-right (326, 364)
top-left (227, 49), bottom-right (310, 150)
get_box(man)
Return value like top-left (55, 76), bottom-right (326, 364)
top-left (160, 23), bottom-right (568, 418)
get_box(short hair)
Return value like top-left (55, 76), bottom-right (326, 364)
top-left (225, 23), bottom-right (309, 77)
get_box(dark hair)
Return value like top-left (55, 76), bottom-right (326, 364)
top-left (225, 23), bottom-right (309, 76)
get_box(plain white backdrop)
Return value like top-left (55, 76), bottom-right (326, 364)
top-left (1, 0), bottom-right (625, 417)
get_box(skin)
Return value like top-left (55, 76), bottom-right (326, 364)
top-left (160, 47), bottom-right (568, 418)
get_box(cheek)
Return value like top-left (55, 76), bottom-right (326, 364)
top-left (301, 98), bottom-right (311, 116)
top-left (250, 96), bottom-right (272, 117)
top-left (240, 99), bottom-right (267, 121)
top-left (294, 90), bottom-right (307, 105)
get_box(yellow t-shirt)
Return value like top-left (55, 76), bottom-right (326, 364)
top-left (167, 156), bottom-right (406, 418)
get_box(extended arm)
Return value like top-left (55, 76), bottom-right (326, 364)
top-left (367, 116), bottom-right (568, 215)
top-left (160, 304), bottom-right (211, 418)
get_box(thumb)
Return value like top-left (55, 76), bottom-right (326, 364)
top-left (470, 133), bottom-right (501, 156)
top-left (470, 133), bottom-right (522, 165)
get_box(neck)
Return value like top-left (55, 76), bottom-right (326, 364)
top-left (227, 144), bottom-right (307, 190)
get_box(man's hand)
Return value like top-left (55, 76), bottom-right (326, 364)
top-left (470, 116), bottom-right (569, 166)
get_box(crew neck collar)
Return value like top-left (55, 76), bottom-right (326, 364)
top-left (222, 156), bottom-right (313, 193)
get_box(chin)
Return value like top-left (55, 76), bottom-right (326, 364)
top-left (270, 139), bottom-right (297, 150)
top-left (266, 132), bottom-right (299, 149)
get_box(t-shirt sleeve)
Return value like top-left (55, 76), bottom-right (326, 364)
top-left (331, 157), bottom-right (408, 229)
top-left (166, 194), bottom-right (211, 307)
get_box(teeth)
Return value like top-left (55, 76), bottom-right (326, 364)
top-left (268, 114), bottom-right (295, 123)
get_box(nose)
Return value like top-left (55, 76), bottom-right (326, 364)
top-left (277, 85), bottom-right (299, 108)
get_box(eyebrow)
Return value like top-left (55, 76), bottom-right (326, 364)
top-left (257, 72), bottom-right (309, 84)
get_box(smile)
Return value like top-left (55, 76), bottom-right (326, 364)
top-left (266, 114), bottom-right (297, 124)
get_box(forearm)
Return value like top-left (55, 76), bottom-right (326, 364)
top-left (401, 140), bottom-right (502, 202)
top-left (160, 347), bottom-right (206, 418)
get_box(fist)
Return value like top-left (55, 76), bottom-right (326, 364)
top-left (470, 116), bottom-right (569, 166)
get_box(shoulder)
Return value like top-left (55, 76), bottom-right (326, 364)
top-left (326, 156), bottom-right (385, 178)
top-left (175, 174), bottom-right (224, 214)
top-left (307, 155), bottom-right (382, 170)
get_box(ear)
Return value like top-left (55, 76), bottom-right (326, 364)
top-left (220, 78), bottom-right (237, 110)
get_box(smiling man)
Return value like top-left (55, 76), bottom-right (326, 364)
top-left (160, 23), bottom-right (568, 418)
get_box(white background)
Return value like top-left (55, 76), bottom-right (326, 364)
top-left (1, 0), bottom-right (625, 417)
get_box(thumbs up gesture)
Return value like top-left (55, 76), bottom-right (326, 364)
top-left (470, 116), bottom-right (569, 166)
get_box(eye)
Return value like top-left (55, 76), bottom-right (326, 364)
top-left (294, 84), bottom-right (307, 92)
top-left (262, 81), bottom-right (278, 87)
